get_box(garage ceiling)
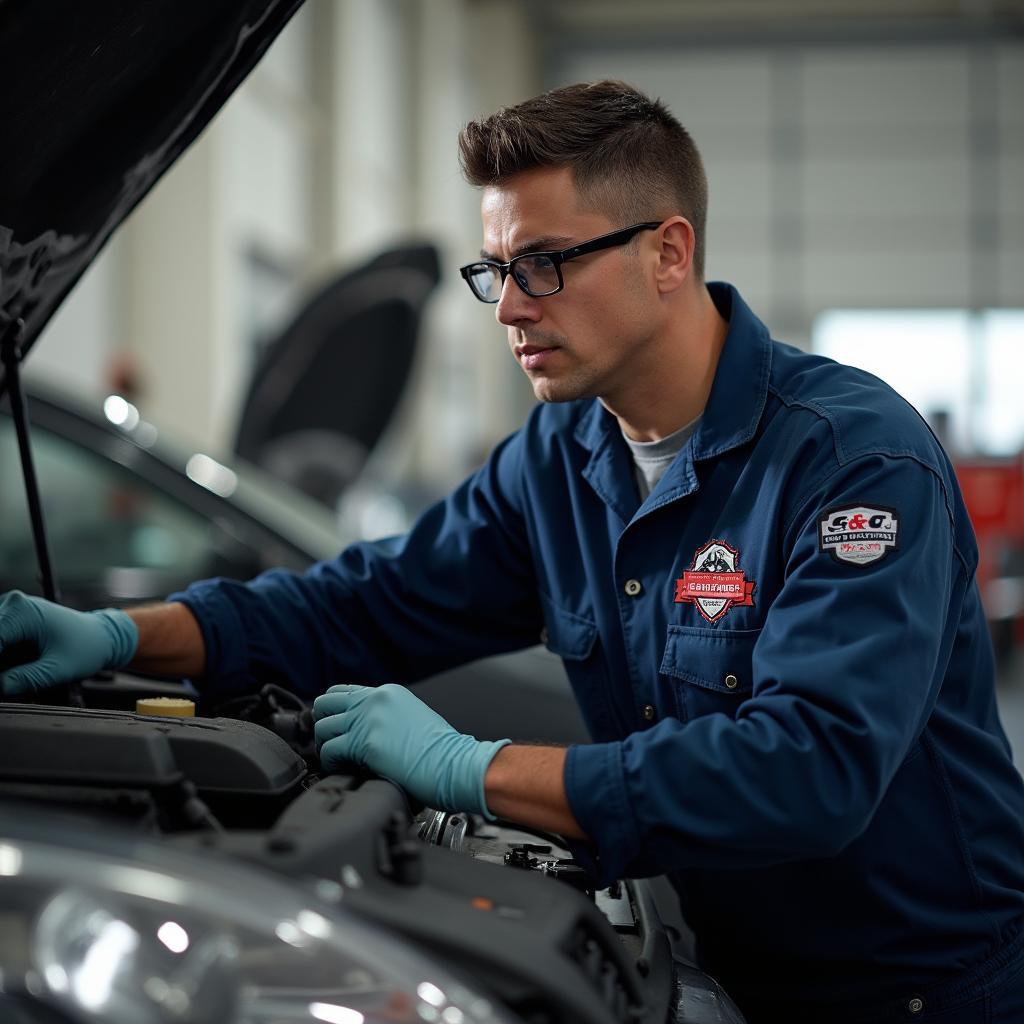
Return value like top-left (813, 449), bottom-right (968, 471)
top-left (526, 0), bottom-right (1024, 42)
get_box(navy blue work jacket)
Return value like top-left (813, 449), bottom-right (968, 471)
top-left (177, 284), bottom-right (1024, 1019)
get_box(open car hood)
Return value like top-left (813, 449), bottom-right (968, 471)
top-left (234, 243), bottom-right (441, 507)
top-left (0, 0), bottom-right (304, 383)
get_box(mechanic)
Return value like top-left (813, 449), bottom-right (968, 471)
top-left (2, 80), bottom-right (1024, 1023)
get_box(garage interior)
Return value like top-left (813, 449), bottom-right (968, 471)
top-left (19, 0), bottom-right (1024, 756)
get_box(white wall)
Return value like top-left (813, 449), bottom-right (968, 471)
top-left (121, 5), bottom-right (320, 452)
top-left (552, 38), bottom-right (1024, 346)
top-left (26, 238), bottom-right (123, 396)
top-left (404, 0), bottom-right (541, 482)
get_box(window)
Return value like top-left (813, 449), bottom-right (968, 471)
top-left (813, 309), bottom-right (1024, 457)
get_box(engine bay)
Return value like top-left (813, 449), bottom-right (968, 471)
top-left (0, 678), bottom-right (744, 1024)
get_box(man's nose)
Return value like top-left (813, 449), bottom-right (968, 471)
top-left (495, 274), bottom-right (542, 327)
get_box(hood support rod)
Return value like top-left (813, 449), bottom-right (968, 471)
top-left (0, 314), bottom-right (61, 604)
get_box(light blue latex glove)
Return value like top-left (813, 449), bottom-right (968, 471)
top-left (312, 683), bottom-right (511, 818)
top-left (0, 591), bottom-right (139, 695)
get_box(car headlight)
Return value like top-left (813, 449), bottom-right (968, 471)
top-left (0, 828), bottom-right (512, 1024)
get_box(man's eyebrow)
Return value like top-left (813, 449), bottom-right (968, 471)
top-left (479, 235), bottom-right (575, 261)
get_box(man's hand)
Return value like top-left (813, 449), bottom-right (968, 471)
top-left (312, 683), bottom-right (510, 816)
top-left (0, 591), bottom-right (138, 695)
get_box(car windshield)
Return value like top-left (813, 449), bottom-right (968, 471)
top-left (0, 410), bottom-right (342, 606)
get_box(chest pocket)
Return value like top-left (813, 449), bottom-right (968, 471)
top-left (660, 625), bottom-right (760, 722)
top-left (541, 599), bottom-right (597, 661)
top-left (540, 594), bottom-right (622, 742)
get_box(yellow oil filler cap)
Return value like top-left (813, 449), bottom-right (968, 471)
top-left (136, 697), bottom-right (196, 718)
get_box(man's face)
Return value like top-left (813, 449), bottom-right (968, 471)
top-left (480, 166), bottom-right (660, 405)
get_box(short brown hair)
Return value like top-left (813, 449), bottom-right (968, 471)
top-left (459, 80), bottom-right (708, 279)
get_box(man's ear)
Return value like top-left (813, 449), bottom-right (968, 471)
top-left (654, 217), bottom-right (695, 294)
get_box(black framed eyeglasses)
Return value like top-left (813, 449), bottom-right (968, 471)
top-left (459, 221), bottom-right (662, 303)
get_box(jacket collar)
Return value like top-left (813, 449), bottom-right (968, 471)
top-left (691, 282), bottom-right (773, 460)
top-left (571, 282), bottom-right (773, 520)
top-left (573, 282), bottom-right (773, 459)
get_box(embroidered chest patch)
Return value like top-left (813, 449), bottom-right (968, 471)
top-left (674, 539), bottom-right (756, 623)
top-left (818, 505), bottom-right (900, 566)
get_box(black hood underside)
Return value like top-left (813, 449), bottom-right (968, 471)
top-left (0, 0), bottom-right (304, 382)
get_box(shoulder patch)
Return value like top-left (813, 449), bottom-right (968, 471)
top-left (818, 505), bottom-right (899, 566)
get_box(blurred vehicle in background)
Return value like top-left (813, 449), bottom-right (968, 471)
top-left (233, 243), bottom-right (440, 514)
top-left (1, 383), bottom-right (341, 610)
top-left (0, 382), bottom-right (586, 746)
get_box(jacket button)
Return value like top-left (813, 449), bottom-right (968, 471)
top-left (724, 673), bottom-right (739, 690)
top-left (642, 704), bottom-right (655, 721)
top-left (908, 998), bottom-right (924, 1014)
top-left (624, 579), bottom-right (643, 597)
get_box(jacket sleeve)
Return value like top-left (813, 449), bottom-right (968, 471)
top-left (564, 452), bottom-right (973, 884)
top-left (172, 431), bottom-right (543, 698)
